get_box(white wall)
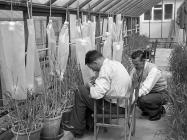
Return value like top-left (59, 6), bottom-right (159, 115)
top-left (140, 0), bottom-right (184, 39)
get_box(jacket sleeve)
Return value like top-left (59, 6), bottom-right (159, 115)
top-left (139, 67), bottom-right (161, 97)
top-left (90, 66), bottom-right (111, 99)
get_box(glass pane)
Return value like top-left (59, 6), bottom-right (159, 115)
top-left (154, 10), bottom-right (162, 20)
top-left (165, 4), bottom-right (173, 19)
top-left (144, 9), bottom-right (151, 20)
top-left (154, 5), bottom-right (162, 8)
top-left (0, 10), bottom-right (23, 20)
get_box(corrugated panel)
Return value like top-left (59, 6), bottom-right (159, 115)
top-left (70, 0), bottom-right (86, 8)
top-left (90, 0), bottom-right (104, 10)
top-left (105, 0), bottom-right (128, 14)
top-left (102, 0), bottom-right (121, 13)
top-left (93, 0), bottom-right (113, 12)
top-left (122, 0), bottom-right (161, 16)
top-left (133, 0), bottom-right (161, 16)
top-left (81, 0), bottom-right (99, 10)
top-left (110, 0), bottom-right (135, 14)
top-left (120, 0), bottom-right (150, 14)
top-left (113, 0), bottom-right (142, 14)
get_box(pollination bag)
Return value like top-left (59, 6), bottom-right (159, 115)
top-left (75, 37), bottom-right (94, 85)
top-left (102, 32), bottom-right (112, 59)
top-left (57, 21), bottom-right (69, 80)
top-left (47, 20), bottom-right (57, 73)
top-left (0, 21), bottom-right (26, 99)
top-left (113, 41), bottom-right (123, 62)
top-left (26, 19), bottom-right (43, 92)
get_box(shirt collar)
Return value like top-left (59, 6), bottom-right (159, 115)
top-left (103, 58), bottom-right (109, 66)
top-left (144, 61), bottom-right (148, 70)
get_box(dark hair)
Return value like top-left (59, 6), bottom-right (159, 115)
top-left (131, 50), bottom-right (150, 60)
top-left (85, 50), bottom-right (103, 65)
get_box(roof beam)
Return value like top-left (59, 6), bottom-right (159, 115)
top-left (111, 0), bottom-right (136, 14)
top-left (121, 0), bottom-right (149, 14)
top-left (79, 0), bottom-right (92, 9)
top-left (128, 0), bottom-right (161, 16)
top-left (94, 0), bottom-right (114, 12)
top-left (104, 0), bottom-right (127, 13)
top-left (127, 1), bottom-right (152, 16)
top-left (90, 0), bottom-right (104, 10)
top-left (46, 0), bottom-right (57, 6)
top-left (63, 0), bottom-right (77, 7)
top-left (115, 0), bottom-right (142, 14)
top-left (102, 0), bottom-right (121, 13)
top-left (0, 0), bottom-right (109, 17)
top-left (123, 0), bottom-right (152, 16)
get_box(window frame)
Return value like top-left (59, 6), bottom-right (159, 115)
top-left (143, 3), bottom-right (174, 22)
top-left (163, 3), bottom-right (174, 21)
top-left (153, 4), bottom-right (163, 21)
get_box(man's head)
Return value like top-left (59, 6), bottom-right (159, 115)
top-left (131, 50), bottom-right (146, 70)
top-left (85, 50), bottom-right (104, 72)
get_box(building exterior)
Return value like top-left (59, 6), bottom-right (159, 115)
top-left (139, 0), bottom-right (185, 43)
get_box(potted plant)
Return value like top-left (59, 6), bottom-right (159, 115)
top-left (4, 90), bottom-right (43, 140)
top-left (40, 59), bottom-right (80, 139)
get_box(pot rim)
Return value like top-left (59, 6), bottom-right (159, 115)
top-left (11, 122), bottom-right (43, 136)
top-left (41, 112), bottom-right (62, 121)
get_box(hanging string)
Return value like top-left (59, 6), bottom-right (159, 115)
top-left (77, 0), bottom-right (80, 24)
top-left (81, 12), bottom-right (84, 23)
top-left (107, 13), bottom-right (109, 32)
top-left (66, 5), bottom-right (68, 22)
top-left (174, 0), bottom-right (176, 35)
top-left (50, 0), bottom-right (52, 17)
top-left (77, 0), bottom-right (83, 39)
top-left (10, 0), bottom-right (13, 21)
top-left (31, 0), bottom-right (33, 18)
top-left (88, 4), bottom-right (91, 21)
top-left (27, 0), bottom-right (31, 19)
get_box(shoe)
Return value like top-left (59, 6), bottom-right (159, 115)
top-left (141, 111), bottom-right (149, 116)
top-left (60, 131), bottom-right (74, 140)
top-left (63, 124), bottom-right (75, 131)
top-left (149, 113), bottom-right (161, 121)
top-left (62, 124), bottom-right (83, 138)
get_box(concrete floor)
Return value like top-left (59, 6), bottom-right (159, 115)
top-left (74, 108), bottom-right (167, 140)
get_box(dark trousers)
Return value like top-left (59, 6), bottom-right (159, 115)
top-left (137, 89), bottom-right (168, 117)
top-left (68, 86), bottom-right (125, 136)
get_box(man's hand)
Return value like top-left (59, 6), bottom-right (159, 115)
top-left (85, 80), bottom-right (94, 90)
top-left (90, 76), bottom-right (96, 85)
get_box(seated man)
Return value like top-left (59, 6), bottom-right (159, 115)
top-left (130, 50), bottom-right (168, 121)
top-left (62, 50), bottom-right (132, 140)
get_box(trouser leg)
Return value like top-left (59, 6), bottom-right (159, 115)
top-left (69, 86), bottom-right (94, 136)
top-left (137, 90), bottom-right (168, 117)
top-left (68, 85), bottom-right (125, 135)
top-left (97, 100), bottom-right (125, 114)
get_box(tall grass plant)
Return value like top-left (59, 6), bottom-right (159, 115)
top-left (166, 45), bottom-right (187, 140)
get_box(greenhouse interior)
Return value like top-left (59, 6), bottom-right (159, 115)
top-left (0, 0), bottom-right (187, 140)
